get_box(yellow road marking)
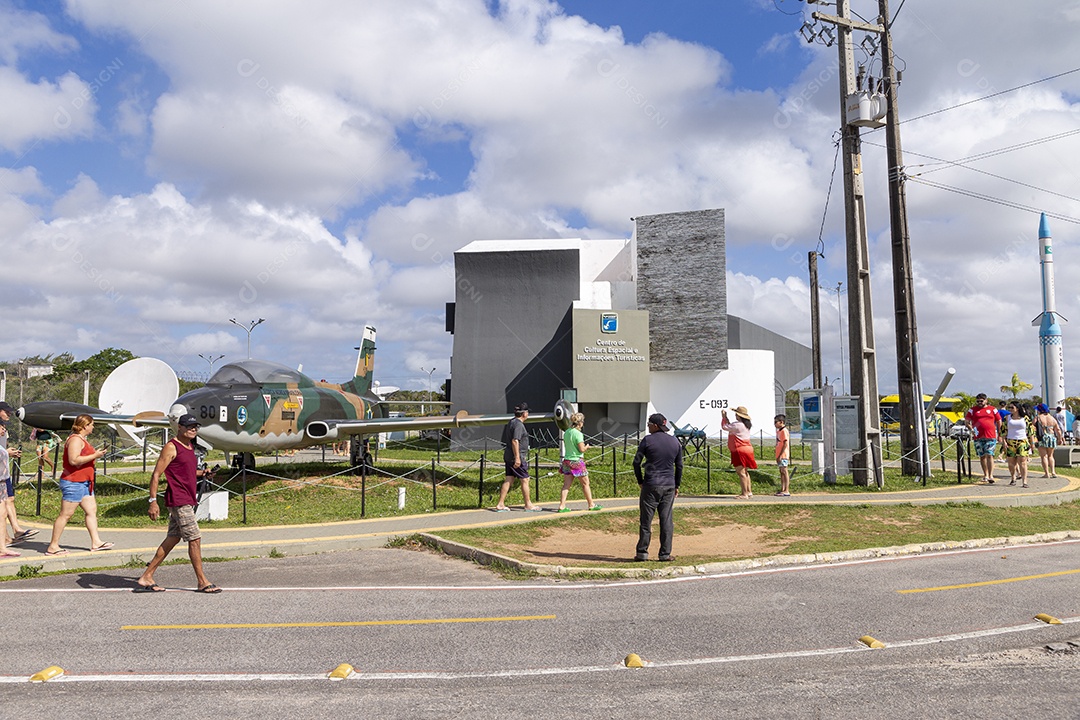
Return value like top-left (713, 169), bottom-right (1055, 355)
top-left (899, 568), bottom-right (1080, 594)
top-left (122, 614), bottom-right (556, 630)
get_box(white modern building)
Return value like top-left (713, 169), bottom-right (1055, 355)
top-left (445, 209), bottom-right (811, 443)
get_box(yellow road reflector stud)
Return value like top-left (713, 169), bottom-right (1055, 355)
top-left (624, 653), bottom-right (645, 668)
top-left (29, 666), bottom-right (65, 683)
top-left (1035, 613), bottom-right (1063, 625)
top-left (327, 663), bottom-right (355, 680)
top-left (858, 636), bottom-right (886, 649)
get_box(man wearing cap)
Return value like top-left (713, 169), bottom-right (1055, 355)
top-left (135, 414), bottom-right (221, 593)
top-left (495, 403), bottom-right (539, 511)
top-left (632, 413), bottom-right (682, 562)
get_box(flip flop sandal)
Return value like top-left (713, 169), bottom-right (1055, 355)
top-left (90, 542), bottom-right (115, 552)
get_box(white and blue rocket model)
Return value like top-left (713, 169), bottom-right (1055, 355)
top-left (1033, 213), bottom-right (1067, 409)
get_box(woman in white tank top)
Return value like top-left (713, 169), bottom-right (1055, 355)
top-left (1002, 403), bottom-right (1031, 487)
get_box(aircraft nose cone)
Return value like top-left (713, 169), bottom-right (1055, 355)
top-left (169, 403), bottom-right (188, 423)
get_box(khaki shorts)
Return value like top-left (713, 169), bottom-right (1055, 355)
top-left (167, 505), bottom-right (201, 542)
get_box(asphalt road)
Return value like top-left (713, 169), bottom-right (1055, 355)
top-left (2, 540), bottom-right (1080, 718)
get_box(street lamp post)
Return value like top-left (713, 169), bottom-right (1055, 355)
top-left (199, 353), bottom-right (226, 378)
top-left (421, 366), bottom-right (436, 410)
top-left (229, 318), bottom-right (266, 359)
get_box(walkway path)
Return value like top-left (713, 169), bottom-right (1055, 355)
top-left (5, 472), bottom-right (1078, 575)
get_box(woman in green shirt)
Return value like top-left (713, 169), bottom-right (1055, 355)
top-left (557, 412), bottom-right (602, 512)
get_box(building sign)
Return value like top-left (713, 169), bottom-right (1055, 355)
top-left (572, 309), bottom-right (650, 402)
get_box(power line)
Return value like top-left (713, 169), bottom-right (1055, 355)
top-left (906, 176), bottom-right (1080, 224)
top-left (903, 66), bottom-right (1080, 124)
top-left (862, 139), bottom-right (1080, 206)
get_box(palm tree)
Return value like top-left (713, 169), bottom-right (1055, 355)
top-left (953, 391), bottom-right (978, 419)
top-left (999, 373), bottom-right (1033, 400)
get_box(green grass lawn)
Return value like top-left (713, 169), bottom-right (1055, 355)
top-left (13, 439), bottom-right (1066, 528)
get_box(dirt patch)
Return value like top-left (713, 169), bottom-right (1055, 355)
top-left (503, 523), bottom-right (793, 565)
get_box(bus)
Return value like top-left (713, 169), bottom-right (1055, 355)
top-left (879, 394), bottom-right (963, 434)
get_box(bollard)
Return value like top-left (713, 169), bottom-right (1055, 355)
top-left (398, 486), bottom-right (406, 510)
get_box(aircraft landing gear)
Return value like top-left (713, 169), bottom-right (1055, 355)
top-left (231, 452), bottom-right (256, 470)
top-left (349, 437), bottom-right (374, 476)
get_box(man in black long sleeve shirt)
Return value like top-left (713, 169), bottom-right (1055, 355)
top-left (632, 413), bottom-right (683, 561)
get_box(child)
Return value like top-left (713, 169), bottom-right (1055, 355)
top-left (774, 414), bottom-right (791, 497)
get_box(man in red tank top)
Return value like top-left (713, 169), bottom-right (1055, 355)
top-left (135, 414), bottom-right (221, 594)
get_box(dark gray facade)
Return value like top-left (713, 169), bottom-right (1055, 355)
top-left (450, 247), bottom-right (579, 446)
top-left (635, 209), bottom-right (727, 371)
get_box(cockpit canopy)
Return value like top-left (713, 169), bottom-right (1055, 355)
top-left (207, 360), bottom-right (315, 388)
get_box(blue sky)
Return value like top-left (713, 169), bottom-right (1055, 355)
top-left (2, 0), bottom-right (1080, 402)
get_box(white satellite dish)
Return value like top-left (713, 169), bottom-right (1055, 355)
top-left (99, 358), bottom-right (179, 445)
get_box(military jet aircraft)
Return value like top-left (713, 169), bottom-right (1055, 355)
top-left (17, 326), bottom-right (571, 467)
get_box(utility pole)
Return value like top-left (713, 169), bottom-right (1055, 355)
top-left (878, 0), bottom-right (928, 478)
top-left (811, 1), bottom-right (884, 487)
top-left (808, 252), bottom-right (823, 388)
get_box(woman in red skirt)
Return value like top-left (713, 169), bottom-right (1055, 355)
top-left (722, 406), bottom-right (757, 499)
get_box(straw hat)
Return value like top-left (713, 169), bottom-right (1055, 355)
top-left (733, 406), bottom-right (751, 422)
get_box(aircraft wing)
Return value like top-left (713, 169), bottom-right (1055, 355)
top-left (17, 401), bottom-right (173, 432)
top-left (306, 401), bottom-right (572, 441)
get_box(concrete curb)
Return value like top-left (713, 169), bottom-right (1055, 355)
top-left (420, 529), bottom-right (1080, 579)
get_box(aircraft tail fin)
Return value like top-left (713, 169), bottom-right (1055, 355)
top-left (344, 325), bottom-right (377, 396)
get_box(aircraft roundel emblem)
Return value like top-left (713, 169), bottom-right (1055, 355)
top-left (237, 406), bottom-right (248, 426)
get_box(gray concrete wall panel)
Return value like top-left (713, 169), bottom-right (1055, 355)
top-left (635, 209), bottom-right (727, 371)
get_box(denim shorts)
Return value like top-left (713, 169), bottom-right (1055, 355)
top-left (59, 479), bottom-right (93, 503)
top-left (3, 477), bottom-right (12, 498)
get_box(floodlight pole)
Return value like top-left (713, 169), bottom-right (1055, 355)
top-left (229, 318), bottom-right (266, 359)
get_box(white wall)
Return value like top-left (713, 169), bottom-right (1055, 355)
top-left (649, 349), bottom-right (776, 438)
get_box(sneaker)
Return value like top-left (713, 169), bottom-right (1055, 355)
top-left (588, 505), bottom-right (602, 511)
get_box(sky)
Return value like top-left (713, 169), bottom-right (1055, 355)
top-left (1, 0), bottom-right (1079, 401)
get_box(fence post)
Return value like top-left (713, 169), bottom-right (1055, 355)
top-left (612, 443), bottom-right (617, 497)
top-left (533, 451), bottom-right (539, 501)
top-left (361, 462), bottom-right (367, 517)
top-left (35, 463), bottom-right (43, 516)
top-left (623, 433), bottom-right (628, 461)
top-left (938, 433), bottom-right (945, 473)
top-left (707, 444), bottom-right (711, 494)
top-left (242, 464), bottom-right (248, 524)
top-left (431, 458), bottom-right (437, 511)
top-left (143, 434), bottom-right (148, 473)
top-left (478, 453), bottom-right (486, 508)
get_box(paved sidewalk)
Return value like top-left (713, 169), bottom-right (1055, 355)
top-left (4, 472), bottom-right (1078, 576)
